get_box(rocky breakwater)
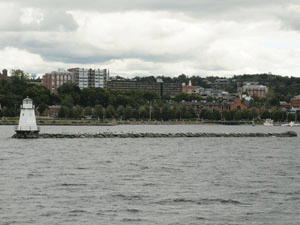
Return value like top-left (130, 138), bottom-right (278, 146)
top-left (12, 131), bottom-right (297, 138)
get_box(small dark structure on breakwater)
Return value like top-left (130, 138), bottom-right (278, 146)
top-left (12, 131), bottom-right (297, 138)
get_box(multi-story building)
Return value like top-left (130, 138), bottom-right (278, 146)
top-left (238, 82), bottom-right (269, 98)
top-left (43, 68), bottom-right (109, 93)
top-left (42, 69), bottom-right (74, 93)
top-left (68, 68), bottom-right (109, 89)
top-left (107, 79), bottom-right (181, 97)
top-left (291, 96), bottom-right (300, 109)
top-left (182, 80), bottom-right (232, 100)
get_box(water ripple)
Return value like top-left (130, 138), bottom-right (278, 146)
top-left (1, 125), bottom-right (300, 224)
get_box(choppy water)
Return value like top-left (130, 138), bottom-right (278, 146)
top-left (1, 125), bottom-right (300, 224)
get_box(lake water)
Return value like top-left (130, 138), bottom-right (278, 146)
top-left (0, 125), bottom-right (300, 224)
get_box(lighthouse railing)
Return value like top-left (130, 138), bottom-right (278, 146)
top-left (20, 105), bottom-right (35, 109)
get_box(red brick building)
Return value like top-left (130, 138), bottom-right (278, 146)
top-left (182, 80), bottom-right (197, 93)
top-left (227, 98), bottom-right (248, 111)
top-left (291, 97), bottom-right (300, 109)
top-left (36, 105), bottom-right (61, 117)
top-left (42, 70), bottom-right (74, 93)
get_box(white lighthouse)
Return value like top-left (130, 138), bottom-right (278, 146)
top-left (15, 97), bottom-right (40, 138)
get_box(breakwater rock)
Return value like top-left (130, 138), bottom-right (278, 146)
top-left (12, 131), bottom-right (297, 138)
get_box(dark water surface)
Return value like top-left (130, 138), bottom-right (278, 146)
top-left (1, 125), bottom-right (300, 224)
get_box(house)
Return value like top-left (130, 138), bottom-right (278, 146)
top-left (280, 101), bottom-right (291, 110)
top-left (36, 105), bottom-right (61, 117)
top-left (219, 99), bottom-right (246, 111)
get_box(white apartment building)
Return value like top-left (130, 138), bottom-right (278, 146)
top-left (68, 68), bottom-right (109, 89)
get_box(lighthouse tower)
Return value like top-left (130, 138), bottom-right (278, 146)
top-left (15, 97), bottom-right (40, 138)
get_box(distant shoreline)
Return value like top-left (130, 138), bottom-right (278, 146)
top-left (0, 118), bottom-right (259, 126)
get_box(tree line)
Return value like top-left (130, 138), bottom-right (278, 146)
top-left (0, 70), bottom-right (299, 122)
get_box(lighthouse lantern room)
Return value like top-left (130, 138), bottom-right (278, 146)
top-left (15, 97), bottom-right (40, 138)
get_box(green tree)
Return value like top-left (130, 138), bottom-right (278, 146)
top-left (11, 69), bottom-right (29, 81)
top-left (124, 105), bottom-right (133, 119)
top-left (232, 109), bottom-right (242, 120)
top-left (175, 107), bottom-right (183, 119)
top-left (222, 110), bottom-right (232, 121)
top-left (57, 82), bottom-right (81, 105)
top-left (85, 106), bottom-right (93, 117)
top-left (1, 106), bottom-right (9, 117)
top-left (205, 110), bottom-right (214, 120)
top-left (152, 105), bottom-right (161, 120)
top-left (187, 107), bottom-right (196, 119)
top-left (38, 103), bottom-right (48, 115)
top-left (143, 91), bottom-right (157, 102)
top-left (138, 106), bottom-right (148, 119)
top-left (213, 109), bottom-right (221, 120)
top-left (161, 105), bottom-right (170, 120)
top-left (247, 109), bottom-right (258, 120)
top-left (174, 92), bottom-right (191, 102)
top-left (61, 95), bottom-right (74, 108)
top-left (287, 112), bottom-right (295, 122)
top-left (270, 108), bottom-right (282, 121)
top-left (80, 87), bottom-right (109, 107)
top-left (95, 105), bottom-right (104, 119)
top-left (105, 105), bottom-right (115, 119)
top-left (72, 105), bottom-right (83, 118)
top-left (200, 108), bottom-right (212, 120)
top-left (260, 109), bottom-right (271, 119)
top-left (116, 105), bottom-right (125, 119)
top-left (24, 85), bottom-right (51, 106)
top-left (58, 106), bottom-right (70, 118)
top-left (132, 108), bottom-right (139, 119)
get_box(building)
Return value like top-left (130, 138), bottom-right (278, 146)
top-left (36, 105), bottom-right (61, 117)
top-left (107, 79), bottom-right (181, 97)
top-left (182, 80), bottom-right (197, 93)
top-left (291, 96), bottom-right (300, 109)
top-left (178, 98), bottom-right (250, 117)
top-left (42, 69), bottom-right (74, 93)
top-left (214, 78), bottom-right (230, 86)
top-left (68, 68), bottom-right (109, 89)
top-left (0, 69), bottom-right (10, 81)
top-left (224, 98), bottom-right (248, 111)
top-left (42, 68), bottom-right (109, 93)
top-left (238, 82), bottom-right (269, 98)
top-left (280, 101), bottom-right (291, 110)
top-left (15, 97), bottom-right (39, 138)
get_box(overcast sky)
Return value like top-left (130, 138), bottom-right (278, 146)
top-left (1, 0), bottom-right (300, 78)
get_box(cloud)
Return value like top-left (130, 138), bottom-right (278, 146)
top-left (1, 0), bottom-right (300, 78)
top-left (278, 4), bottom-right (300, 31)
top-left (0, 47), bottom-right (45, 74)
top-left (0, 3), bottom-right (77, 32)
top-left (7, 0), bottom-right (297, 13)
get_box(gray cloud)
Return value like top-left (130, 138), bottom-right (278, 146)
top-left (6, 0), bottom-right (299, 31)
top-left (6, 0), bottom-right (298, 14)
top-left (2, 0), bottom-right (300, 77)
top-left (0, 7), bottom-right (77, 32)
top-left (39, 11), bottom-right (78, 31)
top-left (278, 6), bottom-right (300, 31)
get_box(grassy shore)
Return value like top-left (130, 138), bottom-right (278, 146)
top-left (0, 117), bottom-right (258, 126)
